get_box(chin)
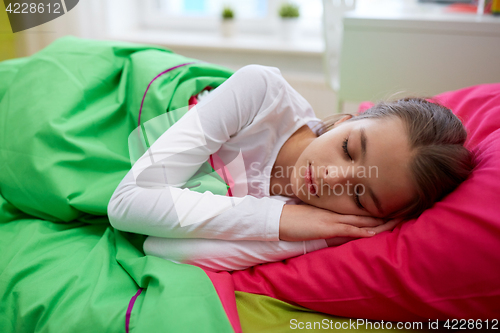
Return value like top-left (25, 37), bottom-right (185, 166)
top-left (297, 190), bottom-right (313, 204)
top-left (291, 183), bottom-right (300, 199)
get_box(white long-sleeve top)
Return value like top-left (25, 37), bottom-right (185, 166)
top-left (107, 65), bottom-right (328, 272)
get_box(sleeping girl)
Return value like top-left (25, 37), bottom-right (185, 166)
top-left (107, 65), bottom-right (474, 272)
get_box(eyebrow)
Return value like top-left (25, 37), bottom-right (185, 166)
top-left (368, 187), bottom-right (384, 216)
top-left (360, 127), bottom-right (367, 162)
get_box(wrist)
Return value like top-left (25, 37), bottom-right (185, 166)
top-left (326, 236), bottom-right (357, 247)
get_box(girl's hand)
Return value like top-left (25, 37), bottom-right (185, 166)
top-left (325, 217), bottom-right (404, 247)
top-left (279, 204), bottom-right (387, 242)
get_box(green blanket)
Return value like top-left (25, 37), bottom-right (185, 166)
top-left (0, 36), bottom-right (442, 333)
top-left (0, 36), bottom-right (235, 332)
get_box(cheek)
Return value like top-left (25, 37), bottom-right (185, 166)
top-left (308, 188), bottom-right (346, 214)
top-left (299, 148), bottom-right (326, 172)
top-left (320, 192), bottom-right (345, 213)
top-left (316, 190), bottom-right (364, 216)
top-left (309, 136), bottom-right (343, 166)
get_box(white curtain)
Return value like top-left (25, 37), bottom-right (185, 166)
top-left (15, 0), bottom-right (137, 57)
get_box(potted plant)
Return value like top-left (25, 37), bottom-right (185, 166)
top-left (278, 2), bottom-right (300, 41)
top-left (220, 6), bottom-right (235, 38)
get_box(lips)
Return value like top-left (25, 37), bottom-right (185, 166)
top-left (306, 163), bottom-right (318, 196)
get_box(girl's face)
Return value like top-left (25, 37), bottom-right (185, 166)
top-left (290, 116), bottom-right (417, 218)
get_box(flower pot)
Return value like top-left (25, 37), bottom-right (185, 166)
top-left (280, 18), bottom-right (300, 41)
top-left (220, 20), bottom-right (236, 38)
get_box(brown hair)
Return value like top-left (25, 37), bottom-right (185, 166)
top-left (316, 97), bottom-right (475, 220)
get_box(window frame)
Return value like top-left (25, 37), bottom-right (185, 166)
top-left (138, 0), bottom-right (322, 37)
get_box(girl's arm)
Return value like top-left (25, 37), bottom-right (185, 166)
top-left (108, 64), bottom-right (386, 243)
top-left (109, 167), bottom-right (286, 241)
top-left (140, 214), bottom-right (401, 272)
top-left (108, 65), bottom-right (295, 242)
top-left (143, 236), bottom-right (329, 272)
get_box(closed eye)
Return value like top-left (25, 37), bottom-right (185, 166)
top-left (342, 137), bottom-right (353, 160)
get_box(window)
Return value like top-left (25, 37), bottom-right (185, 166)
top-left (140, 0), bottom-right (322, 37)
top-left (159, 0), bottom-right (269, 19)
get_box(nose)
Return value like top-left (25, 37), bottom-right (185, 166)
top-left (321, 163), bottom-right (357, 190)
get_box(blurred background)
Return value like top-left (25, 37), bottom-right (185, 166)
top-left (1, 0), bottom-right (499, 116)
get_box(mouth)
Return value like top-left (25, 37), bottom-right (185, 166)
top-left (305, 163), bottom-right (319, 197)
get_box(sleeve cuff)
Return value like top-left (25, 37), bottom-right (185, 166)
top-left (304, 239), bottom-right (329, 253)
top-left (265, 199), bottom-right (286, 242)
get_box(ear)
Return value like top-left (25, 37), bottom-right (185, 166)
top-left (333, 114), bottom-right (354, 126)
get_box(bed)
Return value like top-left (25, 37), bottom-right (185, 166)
top-left (0, 36), bottom-right (499, 333)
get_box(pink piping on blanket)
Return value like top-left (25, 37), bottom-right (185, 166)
top-left (138, 62), bottom-right (197, 128)
top-left (125, 288), bottom-right (143, 333)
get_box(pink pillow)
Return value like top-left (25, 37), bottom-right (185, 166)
top-left (231, 83), bottom-right (500, 320)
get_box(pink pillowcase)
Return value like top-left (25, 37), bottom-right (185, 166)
top-left (231, 83), bottom-right (500, 320)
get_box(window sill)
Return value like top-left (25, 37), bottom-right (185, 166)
top-left (108, 29), bottom-right (324, 56)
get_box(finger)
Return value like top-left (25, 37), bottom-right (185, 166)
top-left (337, 214), bottom-right (385, 228)
top-left (366, 218), bottom-right (404, 234)
top-left (331, 223), bottom-right (378, 238)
